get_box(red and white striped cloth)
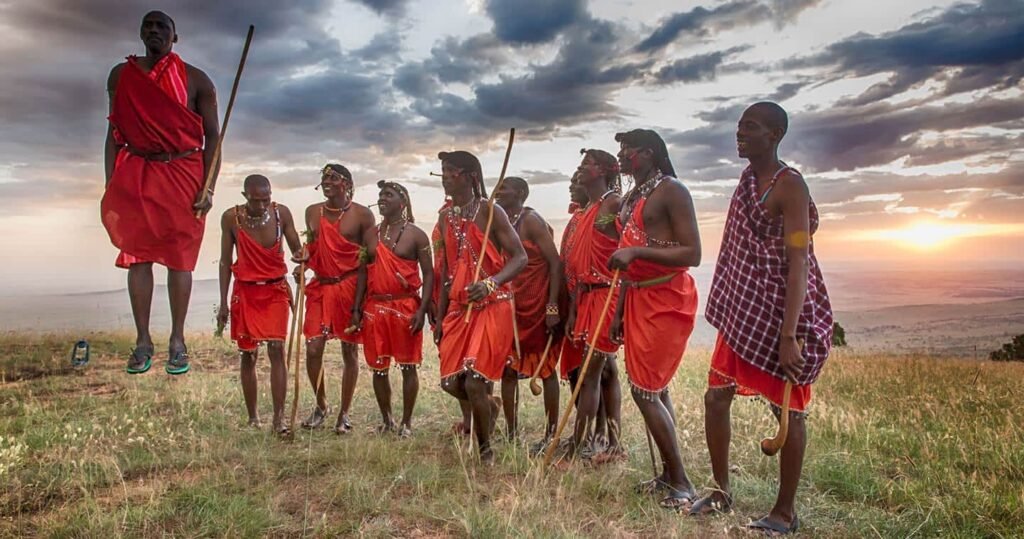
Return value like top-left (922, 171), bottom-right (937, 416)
top-left (705, 165), bottom-right (833, 385)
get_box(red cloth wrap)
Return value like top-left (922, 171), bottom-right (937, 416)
top-left (564, 204), bottom-right (620, 354)
top-left (230, 225), bottom-right (290, 350)
top-left (302, 214), bottom-right (363, 343)
top-left (709, 333), bottom-right (812, 412)
top-left (618, 196), bottom-right (698, 395)
top-left (508, 239), bottom-right (559, 378)
top-left (363, 241), bottom-right (423, 370)
top-left (102, 53), bottom-right (205, 271)
top-left (438, 208), bottom-right (514, 383)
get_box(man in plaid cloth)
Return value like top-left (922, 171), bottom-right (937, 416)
top-left (692, 102), bottom-right (833, 535)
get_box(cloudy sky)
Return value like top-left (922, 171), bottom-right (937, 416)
top-left (1, 0), bottom-right (1022, 294)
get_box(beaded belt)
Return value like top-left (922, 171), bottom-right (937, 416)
top-left (122, 145), bottom-right (201, 163)
top-left (316, 270), bottom-right (358, 285)
top-left (239, 277), bottom-right (285, 286)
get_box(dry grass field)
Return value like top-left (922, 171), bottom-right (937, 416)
top-left (1, 332), bottom-right (1022, 537)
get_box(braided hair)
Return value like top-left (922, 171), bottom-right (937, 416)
top-left (579, 148), bottom-right (622, 192)
top-left (613, 129), bottom-right (676, 178)
top-left (438, 151), bottom-right (487, 199)
top-left (376, 180), bottom-right (414, 223)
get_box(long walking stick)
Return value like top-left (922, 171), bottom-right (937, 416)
top-left (542, 270), bottom-right (620, 468)
top-left (194, 25), bottom-right (255, 218)
top-left (286, 261), bottom-right (307, 436)
top-left (463, 128), bottom-right (516, 323)
top-left (528, 334), bottom-right (556, 396)
top-left (760, 339), bottom-right (803, 456)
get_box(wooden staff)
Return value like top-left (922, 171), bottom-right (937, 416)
top-left (463, 128), bottom-right (516, 323)
top-left (194, 24), bottom-right (255, 218)
top-left (760, 339), bottom-right (803, 456)
top-left (528, 334), bottom-right (556, 396)
top-left (542, 270), bottom-right (620, 468)
top-left (286, 261), bottom-right (307, 437)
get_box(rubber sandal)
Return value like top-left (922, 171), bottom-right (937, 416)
top-left (747, 515), bottom-right (800, 536)
top-left (126, 347), bottom-right (153, 374)
top-left (658, 489), bottom-right (696, 512)
top-left (301, 406), bottom-right (330, 429)
top-left (71, 340), bottom-right (90, 367)
top-left (398, 425), bottom-right (413, 439)
top-left (635, 477), bottom-right (670, 495)
top-left (333, 414), bottom-right (353, 435)
top-left (688, 492), bottom-right (734, 516)
top-left (165, 348), bottom-right (191, 375)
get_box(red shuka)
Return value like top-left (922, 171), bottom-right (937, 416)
top-left (618, 181), bottom-right (699, 396)
top-left (508, 237), bottom-right (559, 379)
top-left (302, 209), bottom-right (363, 343)
top-left (438, 207), bottom-right (514, 383)
top-left (230, 206), bottom-right (291, 351)
top-left (363, 240), bottom-right (423, 370)
top-left (564, 203), bottom-right (620, 355)
top-left (102, 53), bottom-right (205, 271)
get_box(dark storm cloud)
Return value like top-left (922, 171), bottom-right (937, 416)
top-left (350, 0), bottom-right (411, 17)
top-left (787, 0), bottom-right (1024, 105)
top-left (652, 46), bottom-right (750, 84)
top-left (635, 0), bottom-right (820, 53)
top-left (411, 17), bottom-right (648, 135)
top-left (668, 97), bottom-right (1024, 177)
top-left (484, 0), bottom-right (588, 44)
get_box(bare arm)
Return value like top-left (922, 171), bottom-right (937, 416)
top-left (192, 68), bottom-right (220, 216)
top-left (103, 64), bottom-right (124, 187)
top-left (350, 208), bottom-right (377, 325)
top-left (524, 212), bottom-right (562, 329)
top-left (216, 209), bottom-right (236, 328)
top-left (486, 204), bottom-right (527, 286)
top-left (196, 69), bottom-right (220, 189)
top-left (610, 182), bottom-right (701, 270)
top-left (411, 228), bottom-right (434, 333)
top-left (278, 205), bottom-right (303, 257)
top-left (434, 217), bottom-right (451, 344)
top-left (777, 174), bottom-right (811, 382)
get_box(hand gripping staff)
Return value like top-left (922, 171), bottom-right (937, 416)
top-left (194, 25), bottom-right (255, 218)
top-left (463, 128), bottom-right (516, 323)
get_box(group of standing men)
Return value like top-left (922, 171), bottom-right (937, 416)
top-left (100, 11), bottom-right (833, 533)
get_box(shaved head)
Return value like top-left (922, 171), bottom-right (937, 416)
top-left (243, 174), bottom-right (271, 193)
top-left (503, 176), bottom-right (529, 201)
top-left (142, 10), bottom-right (175, 31)
top-left (748, 101), bottom-right (788, 136)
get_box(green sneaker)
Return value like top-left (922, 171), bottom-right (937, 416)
top-left (126, 347), bottom-right (153, 375)
top-left (165, 349), bottom-right (191, 375)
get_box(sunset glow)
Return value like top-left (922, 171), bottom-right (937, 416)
top-left (853, 222), bottom-right (1024, 251)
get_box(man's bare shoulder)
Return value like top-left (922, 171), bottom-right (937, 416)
top-left (184, 63), bottom-right (215, 91)
top-left (107, 62), bottom-right (127, 89)
top-left (653, 176), bottom-right (692, 202)
top-left (408, 223), bottom-right (430, 244)
top-left (599, 192), bottom-right (622, 212)
top-left (777, 169), bottom-right (809, 194)
top-left (276, 203), bottom-right (295, 219)
top-left (220, 206), bottom-right (238, 226)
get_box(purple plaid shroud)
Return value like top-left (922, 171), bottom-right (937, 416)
top-left (705, 165), bottom-right (833, 385)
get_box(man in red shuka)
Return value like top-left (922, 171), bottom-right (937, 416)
top-left (364, 181), bottom-right (433, 438)
top-left (102, 11), bottom-right (220, 376)
top-left (433, 150), bottom-right (526, 464)
top-left (297, 164), bottom-right (376, 434)
top-left (494, 177), bottom-right (562, 447)
top-left (216, 175), bottom-right (304, 435)
top-left (608, 129), bottom-right (701, 511)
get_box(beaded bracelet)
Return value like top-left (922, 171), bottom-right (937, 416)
top-left (545, 303), bottom-right (559, 316)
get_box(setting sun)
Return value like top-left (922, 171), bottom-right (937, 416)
top-left (853, 222), bottom-right (1024, 251)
